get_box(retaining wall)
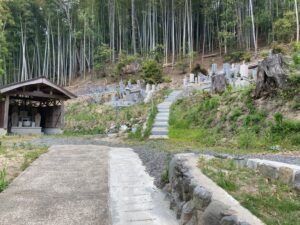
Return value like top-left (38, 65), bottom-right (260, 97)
top-left (165, 153), bottom-right (265, 225)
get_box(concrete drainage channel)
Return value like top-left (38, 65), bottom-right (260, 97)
top-left (109, 147), bottom-right (178, 225)
top-left (109, 148), bottom-right (270, 225)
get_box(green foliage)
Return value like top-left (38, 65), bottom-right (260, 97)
top-left (260, 50), bottom-right (269, 58)
top-left (142, 59), bottom-right (163, 84)
top-left (292, 53), bottom-right (300, 65)
top-left (115, 54), bottom-right (139, 76)
top-left (0, 168), bottom-right (8, 192)
top-left (150, 44), bottom-right (164, 63)
top-left (94, 43), bottom-right (112, 71)
top-left (237, 128), bottom-right (257, 149)
top-left (271, 42), bottom-right (287, 54)
top-left (273, 11), bottom-right (295, 43)
top-left (224, 51), bottom-right (252, 63)
top-left (175, 61), bottom-right (188, 74)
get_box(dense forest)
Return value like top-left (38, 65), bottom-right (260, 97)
top-left (0, 0), bottom-right (299, 86)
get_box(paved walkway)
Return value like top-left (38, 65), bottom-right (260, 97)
top-left (149, 90), bottom-right (182, 139)
top-left (0, 145), bottom-right (110, 225)
top-left (109, 147), bottom-right (177, 225)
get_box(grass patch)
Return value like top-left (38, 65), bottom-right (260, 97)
top-left (0, 169), bottom-right (8, 192)
top-left (168, 85), bottom-right (300, 153)
top-left (198, 158), bottom-right (300, 225)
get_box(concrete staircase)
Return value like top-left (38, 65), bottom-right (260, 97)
top-left (149, 90), bottom-right (182, 140)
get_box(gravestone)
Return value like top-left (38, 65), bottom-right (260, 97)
top-left (223, 63), bottom-right (231, 78)
top-left (183, 77), bottom-right (188, 86)
top-left (211, 63), bottom-right (218, 74)
top-left (189, 74), bottom-right (195, 83)
top-left (211, 73), bottom-right (227, 94)
top-left (240, 61), bottom-right (249, 78)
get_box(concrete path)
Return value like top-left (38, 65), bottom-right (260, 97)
top-left (109, 147), bottom-right (177, 225)
top-left (149, 90), bottom-right (182, 139)
top-left (0, 145), bottom-right (110, 225)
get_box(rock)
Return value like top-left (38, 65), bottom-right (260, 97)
top-left (238, 222), bottom-right (251, 225)
top-left (203, 201), bottom-right (230, 225)
top-left (186, 214), bottom-right (197, 225)
top-left (220, 215), bottom-right (238, 225)
top-left (278, 167), bottom-right (294, 184)
top-left (193, 186), bottom-right (212, 210)
top-left (211, 73), bottom-right (228, 94)
top-left (257, 163), bottom-right (278, 180)
top-left (180, 201), bottom-right (195, 225)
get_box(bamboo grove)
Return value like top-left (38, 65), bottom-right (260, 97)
top-left (0, 0), bottom-right (299, 85)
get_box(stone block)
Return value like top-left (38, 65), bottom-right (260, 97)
top-left (220, 215), bottom-right (238, 225)
top-left (180, 201), bottom-right (195, 225)
top-left (202, 201), bottom-right (230, 225)
top-left (193, 186), bottom-right (212, 210)
top-left (246, 159), bottom-right (258, 169)
top-left (257, 163), bottom-right (278, 180)
top-left (278, 167), bottom-right (294, 184)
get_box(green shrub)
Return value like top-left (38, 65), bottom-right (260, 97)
top-left (150, 44), bottom-right (164, 63)
top-left (271, 42), bottom-right (287, 55)
top-left (237, 128), bottom-right (257, 149)
top-left (273, 11), bottom-right (295, 43)
top-left (0, 169), bottom-right (8, 192)
top-left (224, 51), bottom-right (252, 63)
top-left (115, 54), bottom-right (139, 76)
top-left (290, 133), bottom-right (300, 145)
top-left (243, 52), bottom-right (252, 62)
top-left (292, 53), bottom-right (300, 65)
top-left (292, 41), bottom-right (300, 52)
top-left (142, 59), bottom-right (163, 84)
top-left (175, 61), bottom-right (188, 74)
top-left (260, 50), bottom-right (269, 58)
top-left (94, 43), bottom-right (112, 71)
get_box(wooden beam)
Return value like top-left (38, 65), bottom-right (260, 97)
top-left (3, 96), bottom-right (9, 129)
top-left (9, 91), bottom-right (68, 100)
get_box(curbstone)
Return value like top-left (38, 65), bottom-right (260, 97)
top-left (278, 167), bottom-right (294, 184)
top-left (257, 163), bottom-right (278, 180)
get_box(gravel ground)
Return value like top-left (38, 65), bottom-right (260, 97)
top-left (30, 136), bottom-right (300, 188)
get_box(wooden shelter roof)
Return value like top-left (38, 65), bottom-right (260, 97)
top-left (0, 77), bottom-right (76, 100)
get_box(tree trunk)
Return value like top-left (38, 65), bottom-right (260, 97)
top-left (254, 54), bottom-right (287, 98)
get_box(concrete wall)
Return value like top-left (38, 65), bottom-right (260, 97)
top-left (165, 154), bottom-right (265, 225)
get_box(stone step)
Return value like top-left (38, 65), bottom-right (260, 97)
top-left (151, 131), bottom-right (168, 136)
top-left (153, 121), bottom-right (168, 127)
top-left (152, 127), bottom-right (168, 132)
top-left (156, 113), bottom-right (169, 117)
top-left (149, 135), bottom-right (169, 140)
top-left (155, 118), bottom-right (169, 122)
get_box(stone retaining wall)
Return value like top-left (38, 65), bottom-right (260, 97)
top-left (165, 153), bottom-right (265, 225)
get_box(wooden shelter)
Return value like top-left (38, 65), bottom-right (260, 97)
top-left (0, 77), bottom-right (76, 135)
